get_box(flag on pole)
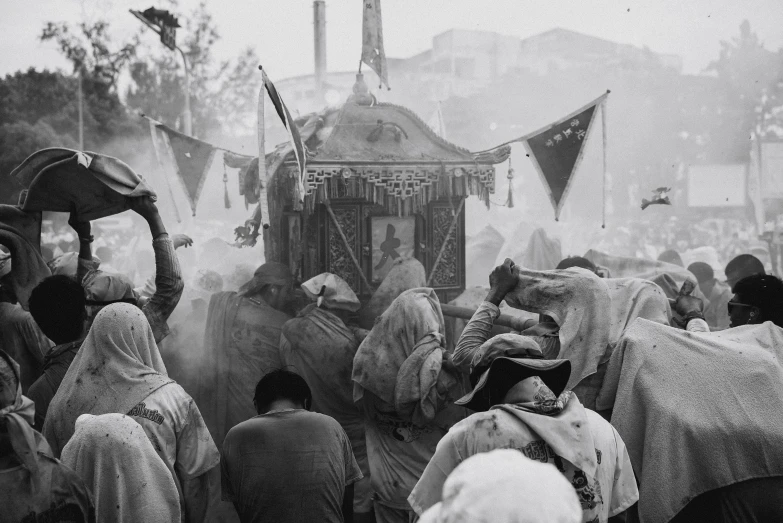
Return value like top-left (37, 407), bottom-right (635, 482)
top-left (427, 102), bottom-right (447, 139)
top-left (261, 69), bottom-right (306, 198)
top-left (156, 123), bottom-right (216, 216)
top-left (362, 0), bottom-right (389, 89)
top-left (520, 92), bottom-right (608, 220)
top-left (748, 134), bottom-right (765, 233)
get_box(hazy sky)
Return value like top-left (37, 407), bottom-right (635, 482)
top-left (2, 0), bottom-right (782, 81)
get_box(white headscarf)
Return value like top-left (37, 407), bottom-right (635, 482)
top-left (419, 449), bottom-right (582, 523)
top-left (43, 303), bottom-right (172, 456)
top-left (61, 413), bottom-right (181, 523)
top-left (0, 350), bottom-right (50, 488)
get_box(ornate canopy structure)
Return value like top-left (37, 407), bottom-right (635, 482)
top-left (264, 75), bottom-right (509, 301)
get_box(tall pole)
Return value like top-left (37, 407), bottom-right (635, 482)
top-left (177, 46), bottom-right (192, 136)
top-left (77, 68), bottom-right (84, 150)
top-left (313, 0), bottom-right (327, 93)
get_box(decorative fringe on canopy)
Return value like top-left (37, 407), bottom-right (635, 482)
top-left (293, 163), bottom-right (496, 215)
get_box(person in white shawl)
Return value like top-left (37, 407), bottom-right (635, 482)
top-left (43, 303), bottom-right (220, 523)
top-left (0, 350), bottom-right (94, 522)
top-left (417, 449), bottom-right (582, 523)
top-left (62, 413), bottom-right (180, 523)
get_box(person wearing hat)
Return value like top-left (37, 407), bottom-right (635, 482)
top-left (408, 336), bottom-right (638, 523)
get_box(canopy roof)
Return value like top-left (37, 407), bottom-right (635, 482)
top-left (270, 97), bottom-right (510, 214)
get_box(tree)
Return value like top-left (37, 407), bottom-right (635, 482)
top-left (126, 1), bottom-right (261, 138)
top-left (708, 20), bottom-right (783, 145)
top-left (40, 20), bottom-right (138, 91)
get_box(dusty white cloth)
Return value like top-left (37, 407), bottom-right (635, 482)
top-left (417, 449), bottom-right (583, 523)
top-left (61, 413), bottom-right (181, 523)
top-left (353, 288), bottom-right (458, 425)
top-left (503, 269), bottom-right (670, 408)
top-left (301, 272), bottom-right (360, 312)
top-left (503, 267), bottom-right (612, 392)
top-left (603, 319), bottom-right (783, 523)
top-left (43, 303), bottom-right (173, 456)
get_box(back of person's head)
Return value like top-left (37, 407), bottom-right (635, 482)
top-left (687, 262), bottom-right (714, 284)
top-left (733, 274), bottom-right (783, 327)
top-left (253, 369), bottom-right (312, 414)
top-left (725, 254), bottom-right (765, 290)
top-left (419, 449), bottom-right (582, 523)
top-left (556, 256), bottom-right (596, 273)
top-left (657, 249), bottom-right (683, 267)
top-left (29, 275), bottom-right (86, 344)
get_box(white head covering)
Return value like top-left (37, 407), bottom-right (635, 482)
top-left (61, 413), bottom-right (181, 523)
top-left (301, 272), bottom-right (360, 312)
top-left (43, 303), bottom-right (173, 456)
top-left (419, 449), bottom-right (582, 523)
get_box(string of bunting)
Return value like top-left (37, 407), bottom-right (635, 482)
top-left (473, 91), bottom-right (610, 226)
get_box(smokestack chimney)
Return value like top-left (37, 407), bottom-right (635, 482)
top-left (313, 0), bottom-right (326, 92)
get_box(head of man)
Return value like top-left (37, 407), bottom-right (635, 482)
top-left (456, 342), bottom-right (571, 412)
top-left (29, 275), bottom-right (86, 345)
top-left (82, 271), bottom-right (138, 329)
top-left (556, 256), bottom-right (597, 274)
top-left (657, 249), bottom-right (683, 267)
top-left (728, 274), bottom-right (783, 328)
top-left (687, 262), bottom-right (715, 296)
top-left (238, 262), bottom-right (293, 312)
top-left (253, 369), bottom-right (312, 414)
top-left (725, 254), bottom-right (765, 292)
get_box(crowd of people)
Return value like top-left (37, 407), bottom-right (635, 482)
top-left (2, 193), bottom-right (783, 523)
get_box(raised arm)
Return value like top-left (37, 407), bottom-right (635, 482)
top-left (128, 196), bottom-right (184, 343)
top-left (453, 259), bottom-right (520, 370)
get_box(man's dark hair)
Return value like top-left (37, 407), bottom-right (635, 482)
top-left (556, 256), bottom-right (596, 272)
top-left (253, 369), bottom-right (312, 413)
top-left (28, 275), bottom-right (86, 344)
top-left (733, 274), bottom-right (783, 328)
top-left (657, 250), bottom-right (683, 267)
top-left (687, 262), bottom-right (714, 284)
top-left (725, 254), bottom-right (765, 281)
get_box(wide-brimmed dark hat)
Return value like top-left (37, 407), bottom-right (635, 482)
top-left (455, 356), bottom-right (571, 412)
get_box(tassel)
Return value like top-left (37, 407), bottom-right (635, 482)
top-left (506, 158), bottom-right (515, 208)
top-left (223, 164), bottom-right (231, 209)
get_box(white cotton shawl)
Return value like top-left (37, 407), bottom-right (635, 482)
top-left (43, 303), bottom-right (172, 456)
top-left (61, 413), bottom-right (180, 523)
top-left (418, 449), bottom-right (582, 523)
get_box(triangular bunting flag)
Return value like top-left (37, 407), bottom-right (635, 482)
top-left (362, 0), bottom-right (390, 89)
top-left (521, 93), bottom-right (607, 220)
top-left (261, 69), bottom-right (306, 199)
top-left (157, 123), bottom-right (216, 216)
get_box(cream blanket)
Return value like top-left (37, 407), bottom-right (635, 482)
top-left (604, 319), bottom-right (783, 523)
